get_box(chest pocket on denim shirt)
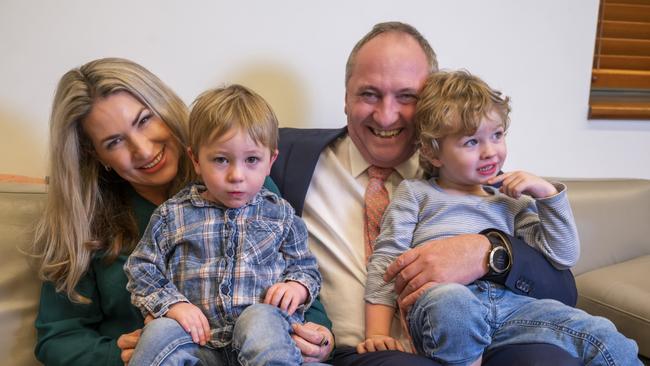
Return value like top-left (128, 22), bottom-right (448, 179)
top-left (240, 219), bottom-right (283, 264)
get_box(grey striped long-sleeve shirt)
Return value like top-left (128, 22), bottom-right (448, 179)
top-left (365, 178), bottom-right (580, 307)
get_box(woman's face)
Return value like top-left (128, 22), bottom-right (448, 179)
top-left (81, 91), bottom-right (181, 204)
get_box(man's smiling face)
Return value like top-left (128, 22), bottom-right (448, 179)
top-left (344, 32), bottom-right (430, 168)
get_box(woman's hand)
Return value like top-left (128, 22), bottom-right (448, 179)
top-left (117, 328), bottom-right (142, 365)
top-left (291, 322), bottom-right (334, 362)
top-left (116, 314), bottom-right (153, 365)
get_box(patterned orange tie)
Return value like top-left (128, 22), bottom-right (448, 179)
top-left (364, 166), bottom-right (394, 262)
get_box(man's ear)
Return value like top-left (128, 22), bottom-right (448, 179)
top-left (187, 147), bottom-right (201, 175)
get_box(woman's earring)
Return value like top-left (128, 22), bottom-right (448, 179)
top-left (103, 164), bottom-right (112, 172)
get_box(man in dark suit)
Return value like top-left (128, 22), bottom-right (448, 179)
top-left (272, 21), bottom-right (580, 365)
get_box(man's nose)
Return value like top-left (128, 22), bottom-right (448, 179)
top-left (373, 98), bottom-right (399, 127)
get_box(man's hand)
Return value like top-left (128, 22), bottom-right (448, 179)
top-left (357, 335), bottom-right (404, 354)
top-left (264, 281), bottom-right (308, 315)
top-left (291, 322), bottom-right (334, 362)
top-left (165, 302), bottom-right (211, 345)
top-left (487, 171), bottom-right (557, 199)
top-left (384, 234), bottom-right (490, 308)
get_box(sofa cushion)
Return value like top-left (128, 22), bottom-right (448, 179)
top-left (0, 182), bottom-right (46, 366)
top-left (576, 255), bottom-right (650, 357)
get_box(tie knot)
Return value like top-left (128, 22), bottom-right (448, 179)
top-left (368, 166), bottom-right (394, 181)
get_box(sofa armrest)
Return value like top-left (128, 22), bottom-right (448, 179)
top-left (558, 178), bottom-right (650, 275)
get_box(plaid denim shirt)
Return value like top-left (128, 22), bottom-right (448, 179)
top-left (125, 183), bottom-right (321, 347)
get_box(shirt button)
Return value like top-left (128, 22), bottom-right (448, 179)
top-left (226, 248), bottom-right (234, 257)
top-left (220, 284), bottom-right (229, 295)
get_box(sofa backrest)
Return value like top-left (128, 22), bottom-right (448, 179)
top-left (0, 182), bottom-right (46, 366)
top-left (1, 178), bottom-right (649, 365)
top-left (560, 178), bottom-right (650, 275)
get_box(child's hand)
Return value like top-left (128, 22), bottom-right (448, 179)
top-left (487, 171), bottom-right (557, 199)
top-left (165, 302), bottom-right (211, 345)
top-left (263, 281), bottom-right (308, 315)
top-left (356, 335), bottom-right (405, 354)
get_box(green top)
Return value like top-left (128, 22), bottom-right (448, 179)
top-left (34, 177), bottom-right (331, 366)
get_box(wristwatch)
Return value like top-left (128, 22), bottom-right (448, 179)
top-left (482, 230), bottom-right (512, 278)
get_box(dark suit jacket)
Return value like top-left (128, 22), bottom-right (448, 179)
top-left (271, 126), bottom-right (577, 306)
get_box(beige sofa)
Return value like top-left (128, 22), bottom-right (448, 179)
top-left (1, 178), bottom-right (649, 365)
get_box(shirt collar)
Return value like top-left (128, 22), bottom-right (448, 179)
top-left (188, 183), bottom-right (278, 209)
top-left (341, 135), bottom-right (421, 180)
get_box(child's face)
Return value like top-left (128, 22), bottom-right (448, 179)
top-left (190, 128), bottom-right (278, 208)
top-left (430, 109), bottom-right (507, 193)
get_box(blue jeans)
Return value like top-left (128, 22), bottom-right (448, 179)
top-left (408, 281), bottom-right (641, 366)
top-left (130, 303), bottom-right (315, 365)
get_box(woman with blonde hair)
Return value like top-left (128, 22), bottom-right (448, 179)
top-left (30, 57), bottom-right (334, 365)
top-left (30, 57), bottom-right (193, 365)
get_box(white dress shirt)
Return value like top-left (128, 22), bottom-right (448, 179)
top-left (302, 135), bottom-right (422, 347)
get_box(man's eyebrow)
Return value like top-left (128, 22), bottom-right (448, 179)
top-left (396, 87), bottom-right (419, 94)
top-left (356, 84), bottom-right (379, 91)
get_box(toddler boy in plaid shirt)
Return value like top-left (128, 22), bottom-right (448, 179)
top-left (125, 84), bottom-right (321, 365)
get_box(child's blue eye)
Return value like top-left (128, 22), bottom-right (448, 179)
top-left (463, 139), bottom-right (478, 147)
top-left (246, 157), bottom-right (260, 164)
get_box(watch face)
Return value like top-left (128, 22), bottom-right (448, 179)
top-left (492, 247), bottom-right (510, 272)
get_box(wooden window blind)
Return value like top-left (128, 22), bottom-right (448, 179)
top-left (590, 0), bottom-right (650, 119)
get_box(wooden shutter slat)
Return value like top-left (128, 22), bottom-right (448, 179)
top-left (595, 54), bottom-right (650, 70)
top-left (589, 99), bottom-right (650, 119)
top-left (601, 20), bottom-right (650, 39)
top-left (605, 0), bottom-right (650, 6)
top-left (598, 37), bottom-right (650, 56)
top-left (603, 3), bottom-right (650, 23)
top-left (592, 69), bottom-right (650, 88)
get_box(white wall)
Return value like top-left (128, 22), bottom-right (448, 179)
top-left (2, 0), bottom-right (649, 179)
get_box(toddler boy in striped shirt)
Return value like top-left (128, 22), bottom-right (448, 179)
top-left (360, 70), bottom-right (640, 366)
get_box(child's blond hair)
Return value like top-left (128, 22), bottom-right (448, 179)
top-left (415, 70), bottom-right (511, 177)
top-left (189, 84), bottom-right (278, 155)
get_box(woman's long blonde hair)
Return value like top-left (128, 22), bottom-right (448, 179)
top-left (30, 58), bottom-right (192, 303)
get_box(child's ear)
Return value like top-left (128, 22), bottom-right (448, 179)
top-left (270, 149), bottom-right (279, 164)
top-left (267, 149), bottom-right (279, 173)
top-left (187, 147), bottom-right (201, 175)
top-left (420, 143), bottom-right (443, 168)
top-left (431, 157), bottom-right (443, 168)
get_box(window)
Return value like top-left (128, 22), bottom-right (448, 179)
top-left (589, 0), bottom-right (650, 119)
